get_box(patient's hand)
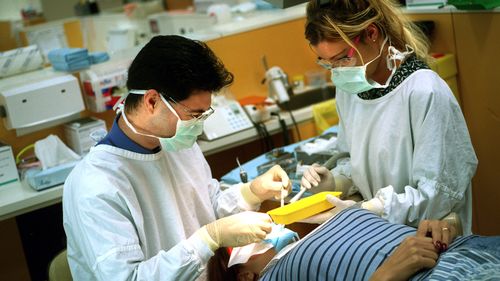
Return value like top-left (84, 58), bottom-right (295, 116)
top-left (416, 219), bottom-right (458, 252)
top-left (370, 236), bottom-right (438, 281)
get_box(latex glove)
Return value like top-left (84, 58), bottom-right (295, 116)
top-left (203, 211), bottom-right (273, 249)
top-left (299, 195), bottom-right (355, 224)
top-left (301, 164), bottom-right (335, 193)
top-left (249, 165), bottom-right (292, 202)
top-left (370, 236), bottom-right (438, 281)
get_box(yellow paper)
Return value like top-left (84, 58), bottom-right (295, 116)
top-left (267, 191), bottom-right (342, 225)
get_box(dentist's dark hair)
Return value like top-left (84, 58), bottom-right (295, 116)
top-left (125, 35), bottom-right (233, 113)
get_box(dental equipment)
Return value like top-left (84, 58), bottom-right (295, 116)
top-left (289, 152), bottom-right (349, 203)
top-left (268, 191), bottom-right (342, 225)
top-left (236, 157), bottom-right (248, 183)
top-left (281, 185), bottom-right (286, 208)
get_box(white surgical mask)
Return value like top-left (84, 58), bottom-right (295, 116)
top-left (331, 37), bottom-right (416, 95)
top-left (118, 90), bottom-right (204, 152)
top-left (386, 44), bottom-right (414, 72)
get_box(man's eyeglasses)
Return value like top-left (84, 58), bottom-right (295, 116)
top-left (316, 36), bottom-right (360, 70)
top-left (163, 94), bottom-right (215, 121)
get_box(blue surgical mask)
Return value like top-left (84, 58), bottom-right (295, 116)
top-left (331, 37), bottom-right (392, 95)
top-left (120, 91), bottom-right (204, 152)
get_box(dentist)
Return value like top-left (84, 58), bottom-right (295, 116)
top-left (300, 0), bottom-right (477, 234)
top-left (63, 35), bottom-right (291, 281)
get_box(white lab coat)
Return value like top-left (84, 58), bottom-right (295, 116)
top-left (333, 69), bottom-right (477, 234)
top-left (63, 144), bottom-right (255, 281)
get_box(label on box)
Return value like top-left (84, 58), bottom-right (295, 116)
top-left (0, 146), bottom-right (19, 186)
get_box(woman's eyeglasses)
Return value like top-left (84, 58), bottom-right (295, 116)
top-left (316, 36), bottom-right (360, 70)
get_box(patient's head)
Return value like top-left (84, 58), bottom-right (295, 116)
top-left (208, 247), bottom-right (277, 281)
top-left (208, 223), bottom-right (302, 280)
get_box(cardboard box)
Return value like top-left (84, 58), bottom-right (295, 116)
top-left (430, 54), bottom-right (461, 106)
top-left (64, 117), bottom-right (107, 155)
top-left (430, 54), bottom-right (458, 80)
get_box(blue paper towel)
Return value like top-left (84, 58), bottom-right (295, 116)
top-left (52, 58), bottom-right (90, 71)
top-left (89, 52), bottom-right (109, 64)
top-left (48, 48), bottom-right (88, 64)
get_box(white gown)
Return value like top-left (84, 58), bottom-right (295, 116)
top-left (63, 143), bottom-right (255, 280)
top-left (333, 69), bottom-right (477, 234)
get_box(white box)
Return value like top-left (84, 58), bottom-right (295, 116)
top-left (64, 117), bottom-right (107, 155)
top-left (406, 0), bottom-right (446, 9)
top-left (80, 59), bottom-right (131, 113)
top-left (0, 67), bottom-right (85, 131)
top-left (148, 12), bottom-right (216, 35)
top-left (0, 143), bottom-right (19, 186)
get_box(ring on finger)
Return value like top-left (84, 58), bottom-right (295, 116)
top-left (442, 227), bottom-right (449, 232)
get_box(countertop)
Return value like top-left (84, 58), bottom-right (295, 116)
top-left (188, 4), bottom-right (500, 42)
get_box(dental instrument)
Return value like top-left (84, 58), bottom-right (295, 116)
top-left (236, 157), bottom-right (248, 183)
top-left (281, 185), bottom-right (286, 208)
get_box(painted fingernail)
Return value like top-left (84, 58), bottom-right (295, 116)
top-left (442, 243), bottom-right (448, 251)
top-left (435, 241), bottom-right (442, 251)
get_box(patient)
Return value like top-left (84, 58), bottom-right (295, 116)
top-left (209, 208), bottom-right (500, 281)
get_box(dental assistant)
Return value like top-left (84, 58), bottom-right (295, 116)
top-left (300, 0), bottom-right (477, 234)
top-left (63, 35), bottom-right (291, 281)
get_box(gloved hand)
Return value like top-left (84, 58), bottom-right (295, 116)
top-left (249, 165), bottom-right (292, 201)
top-left (301, 164), bottom-right (335, 193)
top-left (204, 211), bottom-right (273, 248)
top-left (299, 195), bottom-right (355, 224)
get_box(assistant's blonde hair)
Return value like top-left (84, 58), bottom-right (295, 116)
top-left (305, 0), bottom-right (431, 63)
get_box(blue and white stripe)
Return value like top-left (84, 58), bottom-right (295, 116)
top-left (261, 208), bottom-right (415, 281)
top-left (414, 236), bottom-right (500, 281)
top-left (260, 208), bottom-right (500, 281)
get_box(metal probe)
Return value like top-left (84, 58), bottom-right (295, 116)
top-left (236, 157), bottom-right (248, 183)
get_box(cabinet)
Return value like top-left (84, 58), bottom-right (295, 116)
top-left (406, 10), bottom-right (500, 235)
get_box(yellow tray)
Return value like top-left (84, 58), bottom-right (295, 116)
top-left (267, 191), bottom-right (342, 225)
